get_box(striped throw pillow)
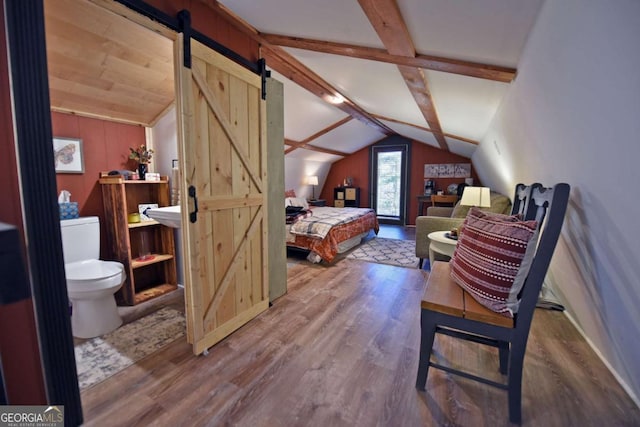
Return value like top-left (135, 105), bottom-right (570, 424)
top-left (450, 208), bottom-right (538, 317)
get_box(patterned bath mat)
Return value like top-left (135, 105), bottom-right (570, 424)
top-left (75, 306), bottom-right (185, 390)
top-left (346, 237), bottom-right (418, 268)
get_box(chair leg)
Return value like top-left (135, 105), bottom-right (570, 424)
top-left (498, 341), bottom-right (509, 375)
top-left (507, 339), bottom-right (526, 424)
top-left (415, 309), bottom-right (437, 390)
top-left (418, 258), bottom-right (424, 269)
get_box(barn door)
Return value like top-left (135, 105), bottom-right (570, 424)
top-left (174, 34), bottom-right (269, 355)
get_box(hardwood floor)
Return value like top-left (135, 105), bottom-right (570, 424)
top-left (79, 253), bottom-right (639, 426)
top-left (377, 223), bottom-right (416, 240)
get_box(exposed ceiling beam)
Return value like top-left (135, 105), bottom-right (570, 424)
top-left (261, 34), bottom-right (516, 83)
top-left (285, 117), bottom-right (353, 155)
top-left (358, 0), bottom-right (449, 151)
top-left (261, 46), bottom-right (393, 135)
top-left (299, 116), bottom-right (353, 147)
top-left (373, 114), bottom-right (479, 145)
top-left (207, 1), bottom-right (394, 136)
top-left (284, 143), bottom-right (349, 157)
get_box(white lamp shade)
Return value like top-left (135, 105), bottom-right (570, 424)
top-left (460, 186), bottom-right (491, 208)
top-left (307, 176), bottom-right (318, 186)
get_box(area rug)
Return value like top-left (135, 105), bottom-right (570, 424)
top-left (75, 306), bottom-right (185, 390)
top-left (346, 237), bottom-right (418, 268)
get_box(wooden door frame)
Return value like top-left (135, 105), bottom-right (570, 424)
top-left (6, 0), bottom-right (264, 415)
top-left (369, 136), bottom-right (412, 225)
top-left (98, 2), bottom-right (268, 356)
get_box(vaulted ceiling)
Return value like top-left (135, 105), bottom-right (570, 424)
top-left (218, 0), bottom-right (545, 162)
top-left (44, 0), bottom-right (545, 164)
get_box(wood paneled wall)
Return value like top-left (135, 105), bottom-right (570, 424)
top-left (320, 148), bottom-right (371, 207)
top-left (410, 142), bottom-right (480, 220)
top-left (143, 0), bottom-right (258, 62)
top-left (52, 111), bottom-right (146, 256)
top-left (0, 1), bottom-right (23, 234)
top-left (321, 140), bottom-right (478, 225)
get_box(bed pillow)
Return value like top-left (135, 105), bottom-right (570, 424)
top-left (285, 189), bottom-right (296, 198)
top-left (285, 197), bottom-right (309, 210)
top-left (449, 208), bottom-right (538, 317)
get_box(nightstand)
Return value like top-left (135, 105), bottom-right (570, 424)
top-left (308, 199), bottom-right (326, 207)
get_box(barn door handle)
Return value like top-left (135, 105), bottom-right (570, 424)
top-left (188, 185), bottom-right (198, 223)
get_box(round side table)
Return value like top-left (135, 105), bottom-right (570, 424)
top-left (428, 230), bottom-right (458, 267)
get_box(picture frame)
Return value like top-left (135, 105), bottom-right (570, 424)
top-left (454, 163), bottom-right (471, 178)
top-left (53, 137), bottom-right (84, 173)
top-left (438, 163), bottom-right (455, 178)
top-left (424, 164), bottom-right (440, 178)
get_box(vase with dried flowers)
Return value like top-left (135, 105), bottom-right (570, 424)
top-left (129, 145), bottom-right (154, 180)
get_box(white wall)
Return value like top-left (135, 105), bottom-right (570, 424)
top-left (149, 105), bottom-right (178, 178)
top-left (149, 106), bottom-right (183, 285)
top-left (284, 157), bottom-right (331, 200)
top-left (474, 0), bottom-right (640, 403)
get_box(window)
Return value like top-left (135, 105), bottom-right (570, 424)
top-left (376, 151), bottom-right (402, 217)
top-left (370, 137), bottom-right (410, 225)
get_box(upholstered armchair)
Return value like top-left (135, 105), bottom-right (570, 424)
top-left (415, 191), bottom-right (512, 268)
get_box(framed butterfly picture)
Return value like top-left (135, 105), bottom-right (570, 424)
top-left (53, 137), bottom-right (84, 173)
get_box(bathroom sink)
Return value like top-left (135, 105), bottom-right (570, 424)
top-left (146, 205), bottom-right (181, 228)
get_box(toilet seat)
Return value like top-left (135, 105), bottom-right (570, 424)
top-left (65, 259), bottom-right (125, 293)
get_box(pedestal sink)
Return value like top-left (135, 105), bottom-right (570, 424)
top-left (146, 206), bottom-right (181, 229)
top-left (145, 205), bottom-right (184, 287)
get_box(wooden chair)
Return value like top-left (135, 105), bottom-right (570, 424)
top-left (415, 183), bottom-right (570, 424)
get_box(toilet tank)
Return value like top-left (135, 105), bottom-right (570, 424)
top-left (60, 216), bottom-right (100, 264)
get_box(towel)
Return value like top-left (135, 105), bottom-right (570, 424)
top-left (171, 167), bottom-right (180, 205)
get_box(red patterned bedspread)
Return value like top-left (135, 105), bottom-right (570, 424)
top-left (287, 208), bottom-right (379, 263)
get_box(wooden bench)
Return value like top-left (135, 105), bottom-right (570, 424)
top-left (422, 261), bottom-right (513, 328)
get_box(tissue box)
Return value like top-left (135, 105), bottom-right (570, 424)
top-left (59, 202), bottom-right (79, 220)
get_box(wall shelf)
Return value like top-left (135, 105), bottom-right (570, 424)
top-left (131, 253), bottom-right (174, 269)
top-left (128, 220), bottom-right (160, 228)
top-left (133, 283), bottom-right (178, 305)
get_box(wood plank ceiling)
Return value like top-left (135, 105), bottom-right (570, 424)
top-left (44, 0), bottom-right (174, 126)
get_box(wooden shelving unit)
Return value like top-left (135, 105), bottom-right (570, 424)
top-left (100, 174), bottom-right (177, 306)
top-left (334, 186), bottom-right (360, 208)
top-left (128, 219), bottom-right (160, 228)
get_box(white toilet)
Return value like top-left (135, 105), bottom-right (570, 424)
top-left (60, 216), bottom-right (125, 339)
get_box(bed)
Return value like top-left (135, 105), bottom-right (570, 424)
top-left (286, 205), bottom-right (379, 263)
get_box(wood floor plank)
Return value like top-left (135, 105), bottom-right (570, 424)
top-left (79, 257), bottom-right (640, 426)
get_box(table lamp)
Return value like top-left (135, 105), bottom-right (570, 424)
top-left (460, 186), bottom-right (491, 208)
top-left (307, 175), bottom-right (318, 200)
